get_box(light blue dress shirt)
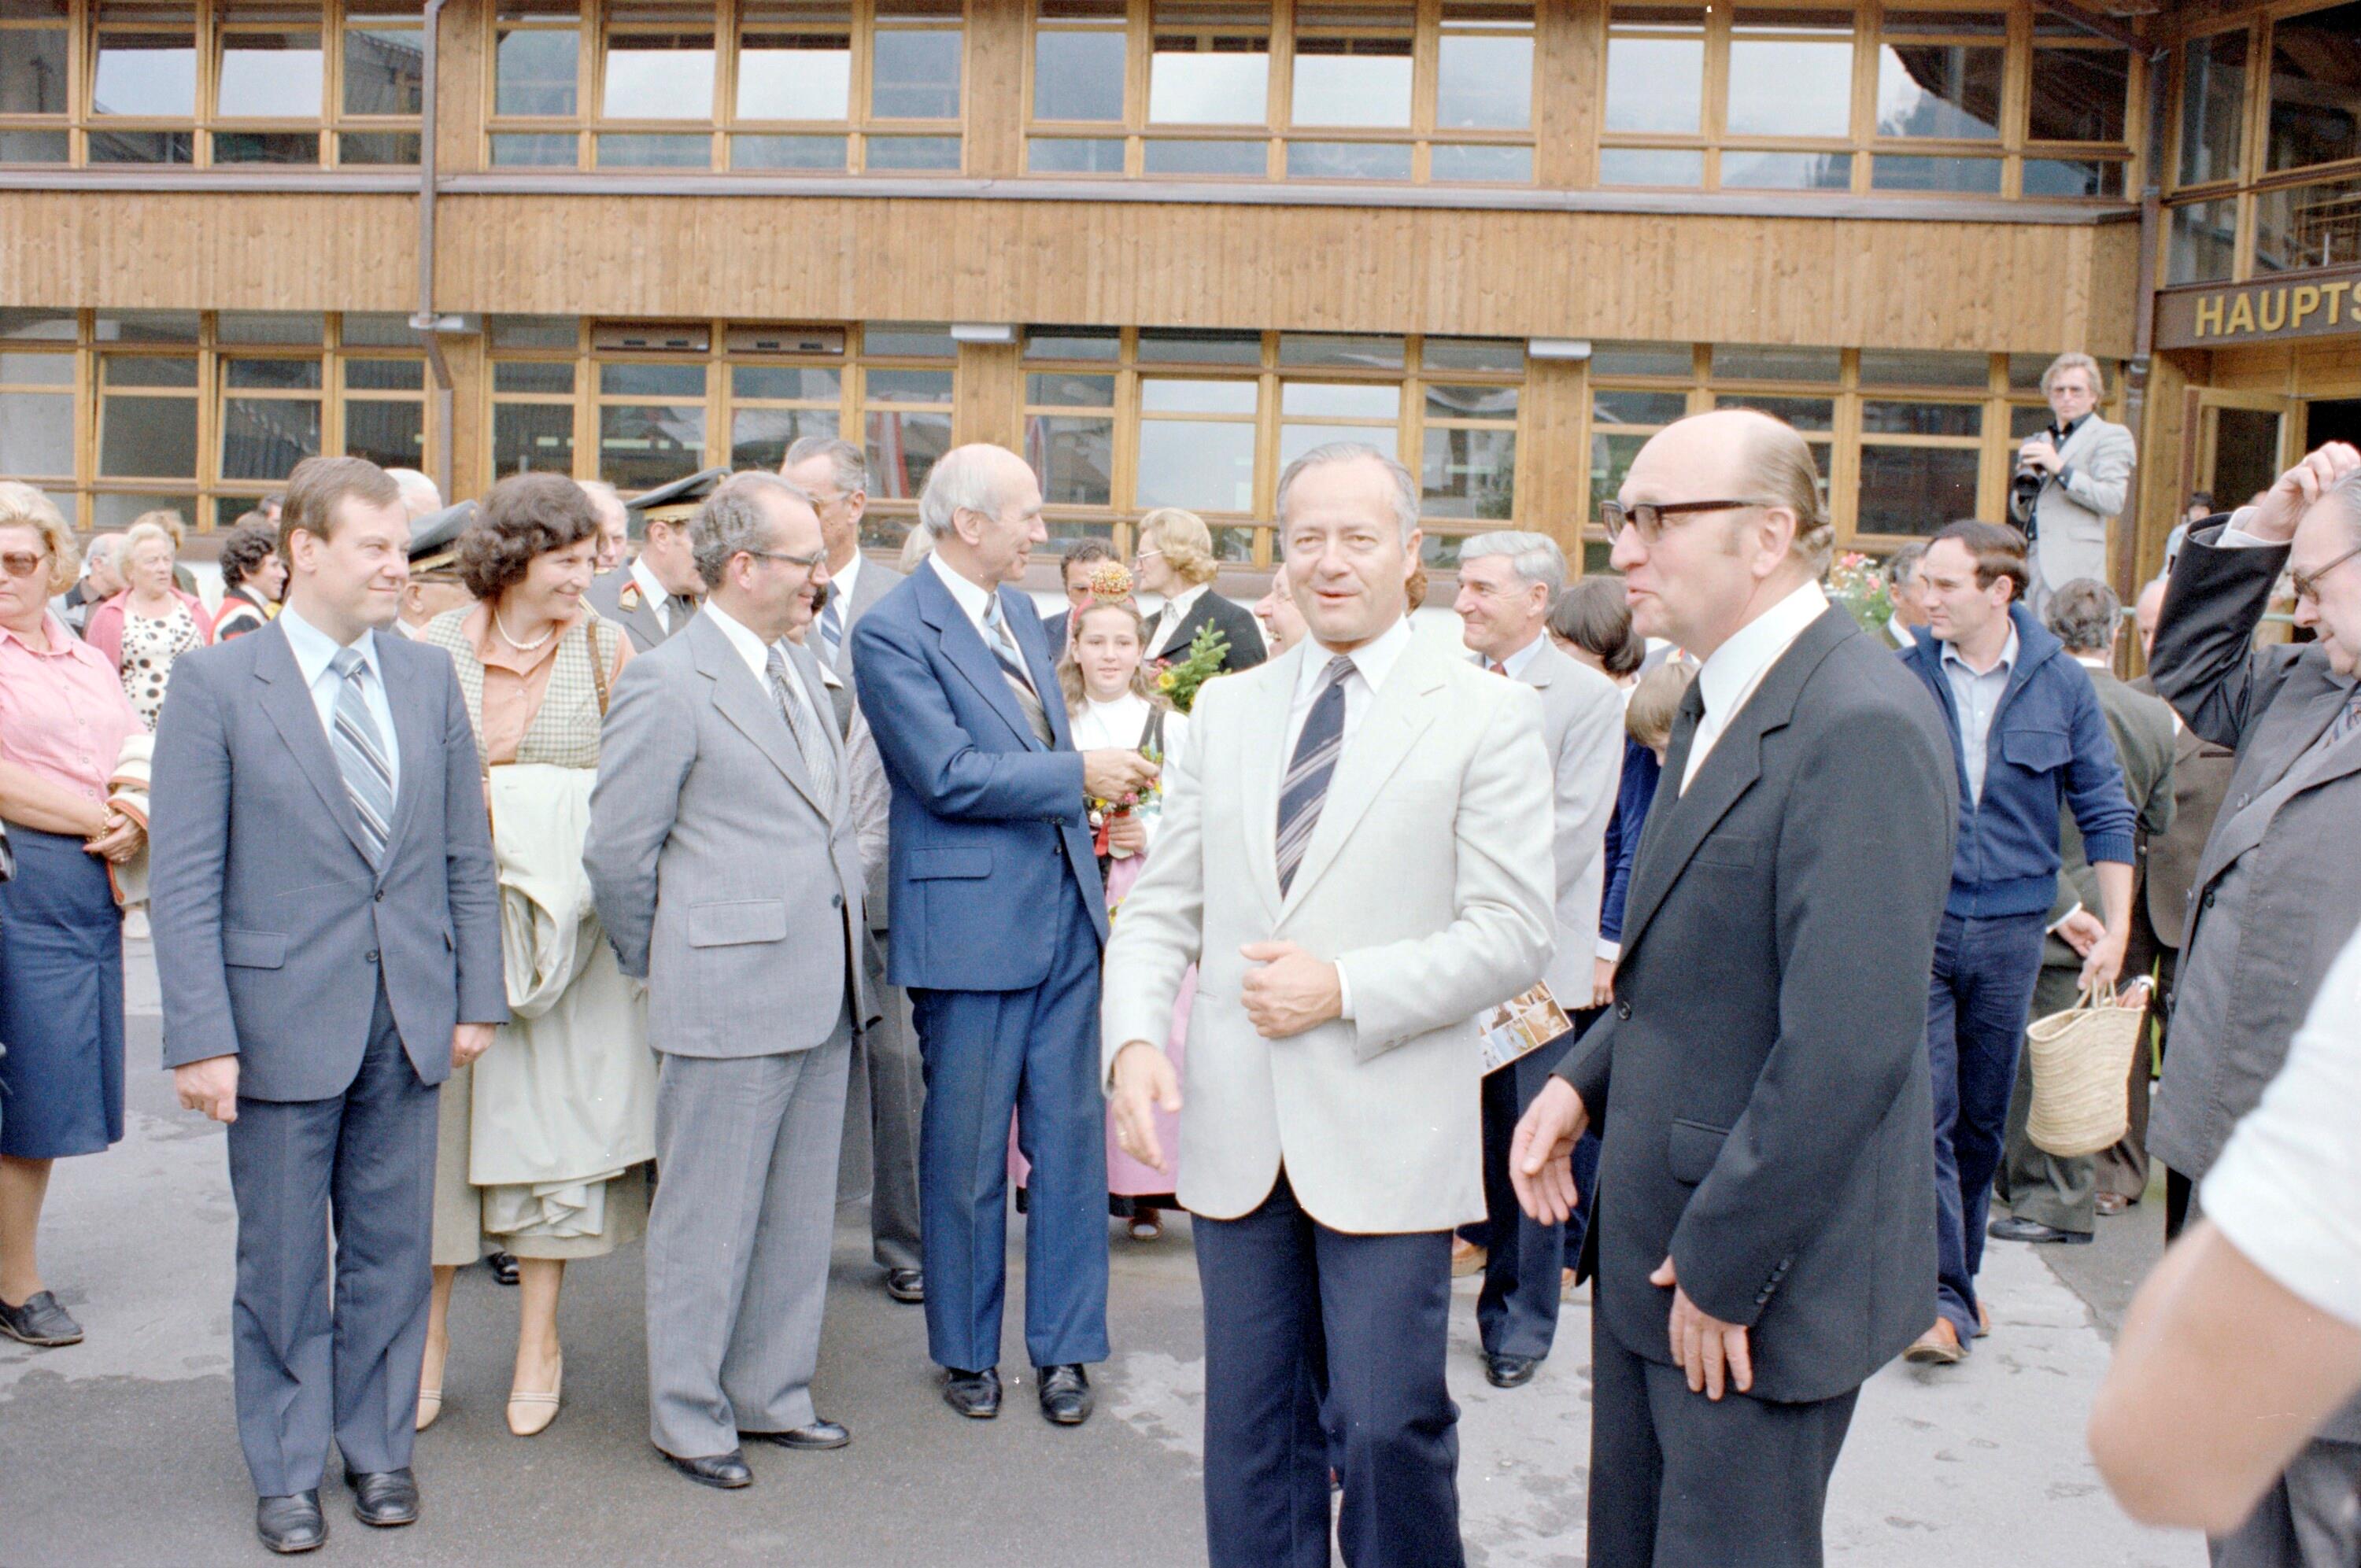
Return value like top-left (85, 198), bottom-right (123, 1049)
top-left (276, 603), bottom-right (401, 801)
top-left (1940, 625), bottom-right (2018, 806)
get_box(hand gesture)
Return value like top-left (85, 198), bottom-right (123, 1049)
top-left (2078, 931), bottom-right (2128, 997)
top-left (2018, 434), bottom-right (2060, 474)
top-left (1110, 1041), bottom-right (1182, 1173)
top-left (2055, 907), bottom-right (2106, 958)
top-left (1509, 1076), bottom-right (1590, 1223)
top-left (84, 810), bottom-right (145, 865)
top-left (2242, 442), bottom-right (2361, 545)
top-left (451, 1022), bottom-right (496, 1069)
top-left (1106, 811), bottom-right (1148, 856)
top-left (175, 1054), bottom-right (240, 1124)
top-left (1652, 1256), bottom-right (1753, 1400)
top-left (1238, 941), bottom-right (1342, 1038)
top-left (1083, 748), bottom-right (1160, 805)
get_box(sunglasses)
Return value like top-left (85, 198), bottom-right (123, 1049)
top-left (0, 550), bottom-right (49, 580)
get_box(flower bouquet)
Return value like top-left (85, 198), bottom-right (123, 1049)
top-left (1155, 622), bottom-right (1229, 715)
top-left (1824, 550), bottom-right (1894, 636)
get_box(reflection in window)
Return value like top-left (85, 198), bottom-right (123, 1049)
top-left (1599, 146), bottom-right (1701, 186)
top-left (2265, 2), bottom-right (2361, 174)
top-left (1034, 0), bottom-right (1127, 122)
top-left (99, 356), bottom-right (200, 480)
top-left (1437, 2), bottom-right (1532, 131)
top-left (602, 23), bottom-right (715, 121)
top-left (2176, 28), bottom-right (2246, 186)
top-left (2022, 158), bottom-right (2124, 200)
top-left (93, 25), bottom-right (198, 118)
top-left (345, 14), bottom-right (427, 116)
top-left (495, 9), bottom-right (580, 117)
top-left (1291, 2), bottom-right (1415, 130)
top-left (2253, 173), bottom-right (2361, 275)
top-left (1138, 378), bottom-right (1258, 512)
top-left (2027, 46), bottom-right (2130, 145)
top-left (1721, 150), bottom-right (1849, 190)
top-left (1857, 445), bottom-right (1978, 537)
top-left (218, 28), bottom-right (324, 119)
top-left (1150, 2), bottom-right (1270, 124)
top-left (1604, 9), bottom-right (1704, 136)
top-left (1726, 9), bottom-right (1853, 139)
top-left (737, 1), bottom-right (853, 121)
top-left (1286, 141), bottom-right (1410, 180)
top-left (871, 0), bottom-right (963, 121)
top-left (1871, 153), bottom-right (2001, 194)
top-left (1876, 40), bottom-right (2003, 140)
top-left (1142, 137), bottom-right (1265, 174)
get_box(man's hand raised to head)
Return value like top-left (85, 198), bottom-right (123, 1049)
top-left (1510, 1076), bottom-right (1589, 1224)
top-left (2241, 442), bottom-right (2361, 545)
top-left (1083, 749), bottom-right (1160, 805)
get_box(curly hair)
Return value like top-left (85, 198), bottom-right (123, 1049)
top-left (458, 471), bottom-right (600, 601)
top-left (0, 481), bottom-right (77, 595)
top-left (217, 522), bottom-right (281, 590)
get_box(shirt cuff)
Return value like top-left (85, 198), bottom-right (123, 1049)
top-left (2046, 901), bottom-right (2083, 937)
top-left (2056, 463), bottom-right (2077, 490)
top-left (2219, 509), bottom-right (2280, 548)
top-left (1335, 964), bottom-right (1354, 1021)
top-left (1596, 939), bottom-right (1622, 961)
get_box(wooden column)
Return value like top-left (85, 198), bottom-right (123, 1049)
top-left (1536, 0), bottom-right (1603, 192)
top-left (954, 337), bottom-right (1023, 450)
top-left (435, 0), bottom-right (486, 176)
top-left (963, 0), bottom-right (1027, 179)
top-left (1523, 352), bottom-right (1590, 568)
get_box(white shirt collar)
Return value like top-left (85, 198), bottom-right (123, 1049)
top-left (829, 551), bottom-right (862, 612)
top-left (1475, 630), bottom-right (1548, 681)
top-left (1298, 615), bottom-right (1415, 703)
top-left (1159, 582), bottom-right (1208, 622)
top-left (698, 599), bottom-right (774, 683)
top-left (926, 548), bottom-right (997, 631)
top-left (2072, 652), bottom-right (2110, 670)
top-left (277, 602), bottom-right (382, 685)
top-left (1940, 623), bottom-right (2020, 679)
top-left (1887, 614), bottom-right (1916, 647)
top-left (629, 554), bottom-right (671, 617)
top-left (1695, 581), bottom-right (1828, 727)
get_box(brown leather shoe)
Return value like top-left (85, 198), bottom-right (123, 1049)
top-left (1976, 1300), bottom-right (1992, 1338)
top-left (1450, 1239), bottom-right (1487, 1278)
top-left (1904, 1319), bottom-right (1964, 1365)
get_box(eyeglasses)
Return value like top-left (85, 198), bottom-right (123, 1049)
top-left (0, 550), bottom-right (49, 580)
top-left (746, 546), bottom-right (828, 570)
top-left (1132, 549), bottom-right (1164, 565)
top-left (1598, 499), bottom-right (1777, 544)
top-left (2291, 541), bottom-right (2361, 606)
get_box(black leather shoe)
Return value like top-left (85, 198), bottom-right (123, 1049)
top-left (1037, 1363), bottom-right (1093, 1426)
top-left (344, 1467), bottom-right (419, 1527)
top-left (745, 1419), bottom-right (850, 1452)
top-left (1484, 1353), bottom-right (1539, 1389)
top-left (0, 1289), bottom-right (83, 1347)
top-left (885, 1267), bottom-right (926, 1304)
top-left (661, 1448), bottom-right (752, 1489)
top-left (1987, 1216), bottom-right (2093, 1245)
top-left (942, 1366), bottom-right (1001, 1419)
top-left (486, 1250), bottom-right (520, 1286)
top-left (255, 1491), bottom-right (326, 1554)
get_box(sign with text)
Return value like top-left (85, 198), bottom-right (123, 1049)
top-left (2156, 265), bottom-right (2361, 351)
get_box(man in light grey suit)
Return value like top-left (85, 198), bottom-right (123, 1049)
top-left (586, 471), bottom-right (868, 1492)
top-left (582, 467), bottom-right (724, 651)
top-left (150, 456), bottom-right (506, 1555)
top-left (1105, 444), bottom-right (1555, 1566)
top-left (785, 434), bottom-right (924, 1303)
top-left (1451, 531), bottom-right (1624, 1389)
top-left (2008, 352), bottom-right (2137, 611)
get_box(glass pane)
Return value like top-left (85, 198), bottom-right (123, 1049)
top-left (2265, 2), bottom-right (2361, 174)
top-left (491, 314), bottom-right (578, 349)
top-left (345, 22), bottom-right (425, 115)
top-left (2176, 29), bottom-right (2246, 186)
top-left (863, 323), bottom-right (957, 357)
top-left (1279, 420), bottom-right (1397, 467)
top-left (93, 30), bottom-right (196, 116)
top-left (220, 311), bottom-right (321, 345)
top-left (1720, 150), bottom-right (1851, 189)
top-left (602, 32), bottom-right (714, 119)
top-left (600, 361), bottom-right (704, 397)
top-left (493, 363), bottom-right (575, 397)
top-left (0, 349), bottom-right (71, 382)
top-left (1029, 137), bottom-right (1126, 172)
top-left (1280, 334), bottom-right (1405, 371)
top-left (103, 353), bottom-right (198, 383)
top-left (495, 26), bottom-right (578, 116)
top-left (1421, 426), bottom-right (1514, 520)
top-left (1727, 39), bottom-right (1853, 138)
top-left (1137, 420), bottom-right (1254, 511)
top-left (2254, 173), bottom-right (2361, 275)
top-left (1423, 338), bottom-right (1523, 373)
top-left (0, 130), bottom-right (69, 161)
top-left (101, 394), bottom-right (196, 477)
top-left (493, 400), bottom-right (576, 474)
top-left (1137, 330), bottom-right (1261, 365)
top-left (864, 134), bottom-right (962, 170)
top-left (1143, 378), bottom-right (1257, 414)
top-left (344, 398), bottom-right (424, 469)
top-left (730, 404), bottom-right (837, 469)
top-left (1437, 33), bottom-right (1532, 130)
top-left (1714, 392), bottom-right (1833, 430)
top-left (733, 363), bottom-right (841, 400)
top-left (1285, 140), bottom-right (1411, 179)
top-left (600, 403), bottom-right (706, 489)
top-left (1429, 143), bottom-right (1532, 183)
top-left (1857, 445), bottom-right (1979, 536)
top-left (1876, 44), bottom-right (2003, 138)
top-left (1590, 341), bottom-right (1690, 378)
top-left (1027, 371), bottom-right (1116, 407)
top-left (866, 367), bottom-right (954, 401)
top-left (1025, 327), bottom-right (1120, 360)
top-left (1424, 383), bottom-right (1517, 419)
top-left (1712, 343), bottom-right (1839, 382)
top-left (0, 308), bottom-right (76, 340)
top-left (736, 33), bottom-right (851, 119)
top-left (0, 29), bottom-right (68, 113)
top-left (1861, 400), bottom-right (1980, 437)
top-left (1589, 429), bottom-right (1649, 518)
top-left (597, 132), bottom-right (710, 167)
top-left (872, 28), bottom-right (962, 119)
top-left (342, 360), bottom-right (423, 395)
top-left (2211, 407), bottom-right (2282, 511)
top-left (1599, 146), bottom-right (1701, 186)
top-left (1604, 35), bottom-right (1702, 135)
top-left (1142, 137), bottom-right (1266, 174)
top-left (226, 358), bottom-right (323, 389)
top-left (222, 396), bottom-right (321, 481)
top-left (492, 131), bottom-right (578, 164)
top-left (1035, 26), bottom-right (1126, 120)
top-left (2022, 158), bottom-right (2125, 199)
top-left (733, 133), bottom-right (848, 168)
top-left (216, 131), bottom-right (322, 162)
top-left (0, 391), bottom-right (72, 475)
top-left (340, 131), bottom-right (422, 163)
top-left (92, 493), bottom-right (194, 529)
top-left (87, 127), bottom-right (194, 161)
top-left (1594, 387), bottom-right (1687, 425)
top-left (1291, 39), bottom-right (1412, 129)
top-left (1281, 382), bottom-right (1398, 419)
top-left (865, 408), bottom-right (951, 498)
top-left (2009, 403), bottom-right (2052, 438)
top-left (1150, 44), bottom-right (1269, 124)
top-left (1859, 349), bottom-right (1988, 387)
top-left (219, 29), bottom-right (323, 116)
top-left (98, 309), bottom-right (200, 345)
top-left (1025, 414), bottom-right (1114, 505)
top-left (1870, 153), bottom-right (2000, 193)
top-left (2005, 353), bottom-right (2051, 392)
top-left (2027, 47), bottom-right (2129, 144)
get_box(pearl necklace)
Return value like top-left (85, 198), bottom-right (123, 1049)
top-left (492, 608), bottom-right (556, 652)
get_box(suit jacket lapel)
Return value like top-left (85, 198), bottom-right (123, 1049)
top-left (252, 622), bottom-right (380, 866)
top-left (1239, 645), bottom-right (1302, 922)
top-left (915, 568), bottom-right (1044, 751)
top-left (1280, 639), bottom-right (1442, 917)
top-left (696, 616), bottom-right (828, 816)
top-left (1006, 588), bottom-right (1074, 750)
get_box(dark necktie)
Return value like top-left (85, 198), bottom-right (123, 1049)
top-left (1664, 680), bottom-right (1708, 799)
top-left (766, 644), bottom-right (837, 810)
top-left (1276, 655), bottom-right (1355, 896)
top-left (664, 592), bottom-right (696, 632)
top-left (328, 646), bottom-right (394, 863)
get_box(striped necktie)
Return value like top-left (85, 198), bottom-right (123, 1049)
top-left (2320, 690), bottom-right (2361, 754)
top-left (1276, 655), bottom-right (1355, 896)
top-left (982, 595), bottom-right (1055, 745)
top-left (327, 646), bottom-right (394, 863)
top-left (766, 644), bottom-right (837, 811)
top-left (818, 595), bottom-right (844, 665)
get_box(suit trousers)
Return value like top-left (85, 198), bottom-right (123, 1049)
top-left (910, 878), bottom-right (1109, 1373)
top-left (1477, 1047), bottom-right (1565, 1361)
top-left (2211, 1436), bottom-right (2361, 1568)
top-left (1588, 1307), bottom-right (1860, 1568)
top-left (224, 983), bottom-right (438, 1498)
top-left (1926, 909), bottom-right (2047, 1340)
top-left (645, 1009), bottom-right (852, 1460)
top-left (1997, 963), bottom-right (2099, 1235)
top-left (1194, 1170), bottom-right (1462, 1568)
top-left (861, 940), bottom-right (925, 1272)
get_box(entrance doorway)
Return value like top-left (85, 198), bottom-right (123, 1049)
top-left (2196, 393), bottom-right (2289, 512)
top-left (2307, 398), bottom-right (2361, 452)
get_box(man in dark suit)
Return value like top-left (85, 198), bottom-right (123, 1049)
top-left (1513, 409), bottom-right (1956, 1565)
top-left (850, 444), bottom-right (1158, 1426)
top-left (583, 467), bottom-right (723, 651)
top-left (1043, 539), bottom-right (1117, 652)
top-left (149, 456), bottom-right (506, 1555)
top-left (1136, 507), bottom-right (1268, 673)
top-left (2147, 441), bottom-right (2361, 1562)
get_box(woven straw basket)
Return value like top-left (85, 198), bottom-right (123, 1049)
top-left (2024, 987), bottom-right (2146, 1157)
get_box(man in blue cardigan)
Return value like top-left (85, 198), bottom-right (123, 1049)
top-left (1897, 521), bottom-right (2136, 1364)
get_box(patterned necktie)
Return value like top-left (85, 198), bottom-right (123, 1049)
top-left (327, 646), bottom-right (394, 863)
top-left (1276, 655), bottom-right (1355, 896)
top-left (766, 644), bottom-right (837, 811)
top-left (2321, 690), bottom-right (2361, 753)
top-left (818, 596), bottom-right (845, 665)
top-left (981, 594), bottom-right (1055, 745)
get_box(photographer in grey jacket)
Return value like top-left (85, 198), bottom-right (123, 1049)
top-left (2009, 352), bottom-right (2136, 614)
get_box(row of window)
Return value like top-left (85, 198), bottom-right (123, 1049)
top-left (0, 0), bottom-right (2141, 197)
top-left (0, 309), bottom-right (2097, 563)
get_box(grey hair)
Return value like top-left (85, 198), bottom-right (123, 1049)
top-left (1881, 541), bottom-right (1926, 592)
top-left (384, 467), bottom-right (442, 518)
top-left (2041, 352), bottom-right (2105, 400)
top-left (1274, 442), bottom-right (1418, 546)
top-left (918, 444), bottom-right (1022, 538)
top-left (783, 434), bottom-right (870, 496)
top-left (2326, 468), bottom-right (2361, 544)
top-left (2043, 577), bottom-right (2122, 655)
top-left (1458, 530), bottom-right (1567, 596)
top-left (690, 470), bottom-right (816, 588)
top-left (83, 529), bottom-right (126, 569)
top-left (577, 478), bottom-right (626, 522)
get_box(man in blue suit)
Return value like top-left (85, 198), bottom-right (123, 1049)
top-left (150, 456), bottom-right (506, 1555)
top-left (850, 443), bottom-right (1158, 1427)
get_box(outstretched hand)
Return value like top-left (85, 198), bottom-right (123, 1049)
top-left (1509, 1076), bottom-right (1589, 1224)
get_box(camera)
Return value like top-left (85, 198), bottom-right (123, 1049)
top-left (2009, 460), bottom-right (2045, 521)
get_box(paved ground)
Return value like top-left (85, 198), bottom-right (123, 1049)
top-left (0, 951), bottom-right (2200, 1566)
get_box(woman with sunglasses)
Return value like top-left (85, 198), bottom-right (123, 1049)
top-left (0, 483), bottom-right (146, 1351)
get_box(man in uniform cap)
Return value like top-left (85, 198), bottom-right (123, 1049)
top-left (396, 500), bottom-right (476, 642)
top-left (586, 468), bottom-right (725, 652)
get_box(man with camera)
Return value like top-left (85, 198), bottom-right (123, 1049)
top-left (2010, 352), bottom-right (2136, 614)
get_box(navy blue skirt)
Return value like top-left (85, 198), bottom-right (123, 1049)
top-left (0, 825), bottom-right (126, 1160)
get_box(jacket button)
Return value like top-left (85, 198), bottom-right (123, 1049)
top-left (2203, 890), bottom-right (2216, 909)
top-left (373, 888), bottom-right (385, 902)
top-left (831, 894), bottom-right (844, 909)
top-left (1616, 1000), bottom-right (1633, 1020)
top-left (365, 950), bottom-right (380, 965)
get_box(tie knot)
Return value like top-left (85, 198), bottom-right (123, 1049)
top-left (1679, 680), bottom-right (1707, 722)
top-left (331, 645), bottom-right (365, 679)
top-left (1324, 654), bottom-right (1355, 685)
top-left (765, 644), bottom-right (790, 679)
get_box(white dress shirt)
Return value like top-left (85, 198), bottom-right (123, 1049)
top-left (1148, 582), bottom-right (1210, 659)
top-left (1473, 630), bottom-right (1547, 681)
top-left (926, 548), bottom-right (1017, 660)
top-left (1681, 581), bottom-right (1829, 793)
top-left (631, 555), bottom-right (680, 633)
top-left (1284, 615), bottom-right (1414, 760)
top-left (277, 603), bottom-right (401, 795)
top-left (829, 551), bottom-right (864, 617)
top-left (1886, 614), bottom-right (1917, 648)
top-left (1071, 692), bottom-right (1189, 852)
top-left (703, 599), bottom-right (829, 740)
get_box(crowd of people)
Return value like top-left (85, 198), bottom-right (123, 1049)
top-left (0, 358), bottom-right (2357, 1564)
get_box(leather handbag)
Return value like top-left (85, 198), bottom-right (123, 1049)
top-left (2024, 984), bottom-right (2147, 1157)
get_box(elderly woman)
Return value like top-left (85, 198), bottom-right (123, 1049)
top-left (417, 472), bottom-right (652, 1438)
top-left (1131, 507), bottom-right (1267, 673)
top-left (85, 515), bottom-right (212, 729)
top-left (0, 482), bottom-right (146, 1350)
top-left (210, 520), bottom-right (284, 641)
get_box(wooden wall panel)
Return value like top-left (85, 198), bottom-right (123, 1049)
top-left (1535, 0), bottom-right (1602, 191)
top-left (0, 194), bottom-right (416, 311)
top-left (953, 338), bottom-right (1022, 448)
top-left (437, 0), bottom-right (488, 176)
top-left (2132, 350), bottom-right (2193, 589)
top-left (1521, 355), bottom-right (1588, 560)
top-left (962, 1), bottom-right (1025, 179)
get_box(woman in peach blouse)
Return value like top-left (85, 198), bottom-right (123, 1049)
top-left (0, 483), bottom-right (146, 1352)
top-left (416, 474), bottom-right (653, 1438)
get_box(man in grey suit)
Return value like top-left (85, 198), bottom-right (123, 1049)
top-left (785, 435), bottom-right (924, 1304)
top-left (2147, 440), bottom-right (2361, 1565)
top-left (149, 456), bottom-right (506, 1555)
top-left (582, 467), bottom-right (724, 651)
top-left (1450, 530), bottom-right (1624, 1389)
top-left (586, 471), bottom-right (866, 1491)
top-left (2008, 352), bottom-right (2137, 613)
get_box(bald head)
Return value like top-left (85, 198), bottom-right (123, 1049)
top-left (386, 467), bottom-right (442, 521)
top-left (2135, 576), bottom-right (2167, 662)
top-left (918, 443), bottom-right (1046, 588)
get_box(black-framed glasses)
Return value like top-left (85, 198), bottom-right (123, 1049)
top-left (2292, 541), bottom-right (2361, 606)
top-left (0, 550), bottom-right (48, 580)
top-left (745, 546), bottom-right (827, 571)
top-left (1598, 498), bottom-right (1777, 544)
